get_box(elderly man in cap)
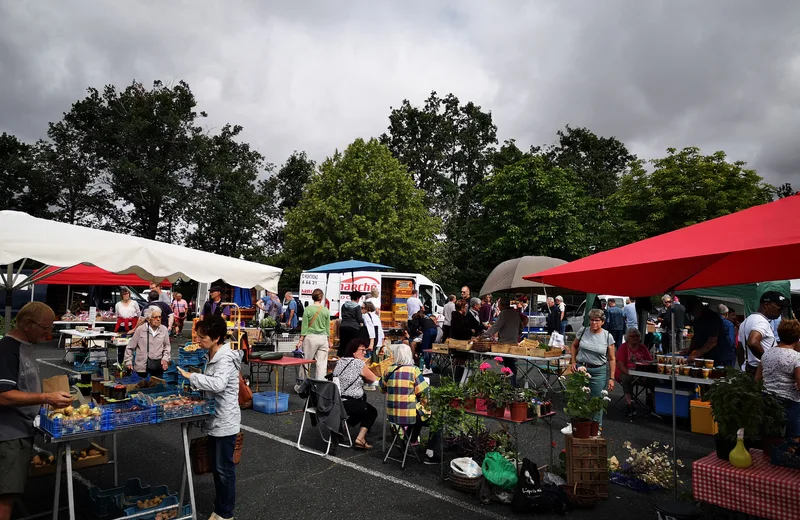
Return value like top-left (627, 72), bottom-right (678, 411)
top-left (739, 291), bottom-right (789, 376)
top-left (0, 303), bottom-right (73, 520)
top-left (202, 285), bottom-right (230, 321)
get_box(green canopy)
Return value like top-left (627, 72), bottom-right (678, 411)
top-left (677, 281), bottom-right (792, 316)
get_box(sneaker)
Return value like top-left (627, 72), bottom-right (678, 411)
top-left (422, 367), bottom-right (433, 375)
top-left (625, 405), bottom-right (636, 418)
top-left (423, 454), bottom-right (442, 465)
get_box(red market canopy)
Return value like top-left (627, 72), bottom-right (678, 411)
top-left (32, 265), bottom-right (171, 287)
top-left (524, 194), bottom-right (800, 295)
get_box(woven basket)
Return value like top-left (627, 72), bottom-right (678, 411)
top-left (190, 432), bottom-right (244, 474)
top-left (559, 484), bottom-right (599, 509)
top-left (471, 341), bottom-right (492, 353)
top-left (449, 471), bottom-right (481, 494)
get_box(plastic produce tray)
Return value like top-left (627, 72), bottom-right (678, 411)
top-left (116, 373), bottom-right (143, 385)
top-left (100, 401), bottom-right (158, 431)
top-left (89, 478), bottom-right (162, 518)
top-left (134, 391), bottom-right (215, 422)
top-left (38, 406), bottom-right (101, 439)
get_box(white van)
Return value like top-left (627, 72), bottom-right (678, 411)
top-left (566, 294), bottom-right (628, 332)
top-left (298, 270), bottom-right (447, 325)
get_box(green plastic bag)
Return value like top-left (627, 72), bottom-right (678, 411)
top-left (481, 452), bottom-right (518, 490)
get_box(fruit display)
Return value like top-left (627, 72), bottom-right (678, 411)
top-left (183, 343), bottom-right (201, 352)
top-left (137, 494), bottom-right (167, 509)
top-left (47, 403), bottom-right (102, 420)
top-left (154, 508), bottom-right (180, 520)
top-left (140, 392), bottom-right (214, 420)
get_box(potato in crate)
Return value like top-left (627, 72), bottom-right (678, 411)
top-left (100, 401), bottom-right (158, 431)
top-left (39, 403), bottom-right (102, 438)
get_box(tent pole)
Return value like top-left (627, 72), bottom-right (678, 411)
top-left (30, 284), bottom-right (34, 302)
top-left (4, 264), bottom-right (12, 335)
top-left (671, 289), bottom-right (678, 498)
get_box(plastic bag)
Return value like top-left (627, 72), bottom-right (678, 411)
top-left (451, 457), bottom-right (482, 478)
top-left (542, 472), bottom-right (566, 486)
top-left (481, 452), bottom-right (518, 491)
top-left (549, 332), bottom-right (565, 348)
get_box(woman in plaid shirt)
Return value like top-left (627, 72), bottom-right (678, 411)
top-left (380, 344), bottom-right (441, 464)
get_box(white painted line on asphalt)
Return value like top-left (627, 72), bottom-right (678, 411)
top-left (240, 424), bottom-right (507, 520)
top-left (36, 358), bottom-right (80, 374)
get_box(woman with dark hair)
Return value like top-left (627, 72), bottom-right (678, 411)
top-left (332, 338), bottom-right (379, 449)
top-left (338, 291), bottom-right (365, 357)
top-left (449, 299), bottom-right (472, 341)
top-left (177, 315), bottom-right (240, 520)
top-left (756, 319), bottom-right (800, 438)
top-left (411, 308), bottom-right (438, 372)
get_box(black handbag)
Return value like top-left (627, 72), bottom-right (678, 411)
top-left (511, 458), bottom-right (568, 515)
top-left (146, 332), bottom-right (163, 373)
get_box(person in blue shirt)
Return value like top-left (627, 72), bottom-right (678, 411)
top-left (604, 299), bottom-right (626, 347)
top-left (256, 291), bottom-right (282, 321)
top-left (282, 292), bottom-right (299, 331)
top-left (623, 298), bottom-right (638, 332)
top-left (718, 304), bottom-right (736, 349)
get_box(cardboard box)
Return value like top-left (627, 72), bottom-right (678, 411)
top-left (29, 442), bottom-right (108, 477)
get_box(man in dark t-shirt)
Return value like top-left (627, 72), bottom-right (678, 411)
top-left (202, 285), bottom-right (230, 320)
top-left (0, 303), bottom-right (73, 513)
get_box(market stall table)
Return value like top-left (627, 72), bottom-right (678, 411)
top-left (628, 370), bottom-right (715, 386)
top-left (693, 449), bottom-right (800, 520)
top-left (249, 356), bottom-right (314, 393)
top-left (40, 414), bottom-right (209, 520)
top-left (463, 351), bottom-right (571, 394)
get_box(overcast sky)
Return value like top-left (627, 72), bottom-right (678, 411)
top-left (1, 1), bottom-right (798, 186)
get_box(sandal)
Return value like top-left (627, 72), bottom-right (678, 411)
top-left (354, 438), bottom-right (373, 450)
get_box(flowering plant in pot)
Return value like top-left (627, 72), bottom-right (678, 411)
top-left (469, 358), bottom-right (514, 416)
top-left (563, 367), bottom-right (609, 438)
top-left (510, 387), bottom-right (540, 421)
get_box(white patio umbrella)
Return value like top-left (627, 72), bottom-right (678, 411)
top-left (479, 256), bottom-right (567, 296)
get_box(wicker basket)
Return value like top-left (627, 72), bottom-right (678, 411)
top-left (190, 432), bottom-right (244, 474)
top-left (471, 340), bottom-right (492, 353)
top-left (449, 471), bottom-right (481, 494)
top-left (559, 484), bottom-right (599, 509)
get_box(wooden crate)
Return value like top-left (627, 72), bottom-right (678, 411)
top-left (29, 442), bottom-right (108, 477)
top-left (543, 349), bottom-right (564, 358)
top-left (565, 434), bottom-right (608, 498)
top-left (527, 348), bottom-right (547, 358)
top-left (520, 338), bottom-right (540, 349)
top-left (491, 343), bottom-right (511, 354)
top-left (431, 344), bottom-right (449, 353)
top-left (446, 338), bottom-right (472, 351)
top-left (394, 280), bottom-right (414, 290)
top-left (508, 345), bottom-right (527, 356)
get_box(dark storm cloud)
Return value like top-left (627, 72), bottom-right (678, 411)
top-left (0, 0), bottom-right (798, 186)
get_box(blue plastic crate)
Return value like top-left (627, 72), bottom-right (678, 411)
top-left (116, 373), bottom-right (143, 385)
top-left (100, 401), bottom-right (158, 431)
top-left (253, 391), bottom-right (288, 414)
top-left (654, 386), bottom-right (692, 418)
top-left (88, 478), bottom-right (149, 518)
top-left (123, 493), bottom-right (180, 519)
top-left (133, 391), bottom-right (215, 422)
top-left (74, 360), bottom-right (103, 373)
top-left (39, 405), bottom-right (101, 439)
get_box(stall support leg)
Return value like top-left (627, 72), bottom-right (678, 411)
top-left (52, 444), bottom-right (63, 520)
top-left (179, 460), bottom-right (187, 509)
top-left (548, 416), bottom-right (554, 469)
top-left (112, 433), bottom-right (119, 487)
top-left (181, 423), bottom-right (198, 520)
top-left (381, 391), bottom-right (387, 453)
top-left (65, 442), bottom-right (75, 520)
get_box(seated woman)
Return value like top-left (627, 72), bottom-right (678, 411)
top-left (615, 327), bottom-right (653, 418)
top-left (756, 319), bottom-right (800, 438)
top-left (380, 344), bottom-right (441, 464)
top-left (332, 338), bottom-right (379, 449)
top-left (124, 305), bottom-right (170, 378)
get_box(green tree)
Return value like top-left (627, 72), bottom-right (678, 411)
top-left (283, 138), bottom-right (441, 285)
top-left (0, 133), bottom-right (56, 218)
top-left (273, 150), bottom-right (315, 215)
top-left (474, 154), bottom-right (590, 268)
top-left (611, 147), bottom-right (774, 241)
top-left (184, 124), bottom-right (276, 260)
top-left (776, 182), bottom-right (796, 198)
top-left (57, 80), bottom-right (205, 241)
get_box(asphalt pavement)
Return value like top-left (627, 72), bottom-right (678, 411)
top-left (15, 335), bottom-right (719, 520)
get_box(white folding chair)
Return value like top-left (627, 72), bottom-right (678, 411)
top-left (296, 379), bottom-right (353, 457)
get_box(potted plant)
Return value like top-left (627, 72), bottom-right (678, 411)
top-left (563, 367), bottom-right (609, 438)
top-left (510, 387), bottom-right (540, 422)
top-left (435, 377), bottom-right (465, 409)
top-left (759, 391), bottom-right (786, 456)
top-left (429, 378), bottom-right (467, 436)
top-left (705, 369), bottom-right (767, 459)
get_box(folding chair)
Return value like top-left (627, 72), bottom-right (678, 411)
top-left (383, 421), bottom-right (421, 469)
top-left (296, 379), bottom-right (352, 457)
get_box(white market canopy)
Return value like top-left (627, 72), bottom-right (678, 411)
top-left (0, 210), bottom-right (282, 292)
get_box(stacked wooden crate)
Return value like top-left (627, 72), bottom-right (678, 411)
top-left (565, 434), bottom-right (609, 498)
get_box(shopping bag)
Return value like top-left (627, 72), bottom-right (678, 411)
top-left (481, 452), bottom-right (518, 491)
top-left (238, 372), bottom-right (253, 409)
top-left (548, 332), bottom-right (565, 348)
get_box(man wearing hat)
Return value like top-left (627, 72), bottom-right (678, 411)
top-left (202, 285), bottom-right (230, 321)
top-left (739, 291), bottom-right (789, 376)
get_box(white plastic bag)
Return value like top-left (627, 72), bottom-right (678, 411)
top-left (549, 332), bottom-right (565, 348)
top-left (450, 457), bottom-right (482, 478)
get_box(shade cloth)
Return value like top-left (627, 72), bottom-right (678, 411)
top-left (524, 194), bottom-right (800, 294)
top-left (478, 256), bottom-right (566, 296)
top-left (0, 210), bottom-right (281, 292)
top-left (307, 260), bottom-right (393, 273)
top-left (32, 265), bottom-right (170, 287)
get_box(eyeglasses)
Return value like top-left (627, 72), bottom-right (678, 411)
top-left (664, 300), bottom-right (672, 304)
top-left (150, 316), bottom-right (162, 320)
top-left (589, 318), bottom-right (603, 322)
top-left (31, 322), bottom-right (54, 333)
top-left (357, 347), bottom-right (366, 352)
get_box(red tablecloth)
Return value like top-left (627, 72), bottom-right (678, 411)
top-left (693, 449), bottom-right (800, 520)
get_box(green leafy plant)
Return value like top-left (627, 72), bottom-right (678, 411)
top-left (259, 317), bottom-right (277, 329)
top-left (563, 367), bottom-right (609, 420)
top-left (429, 378), bottom-right (467, 434)
top-left (761, 391), bottom-right (787, 437)
top-left (705, 369), bottom-right (775, 441)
